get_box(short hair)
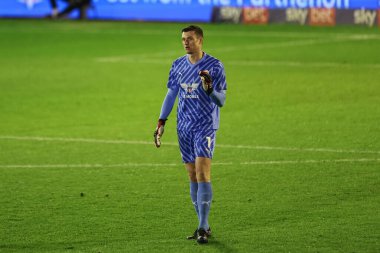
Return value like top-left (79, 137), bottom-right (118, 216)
top-left (182, 25), bottom-right (203, 38)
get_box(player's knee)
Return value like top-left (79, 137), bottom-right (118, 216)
top-left (188, 171), bottom-right (197, 182)
top-left (196, 171), bottom-right (210, 182)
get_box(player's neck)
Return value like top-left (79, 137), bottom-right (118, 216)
top-left (188, 51), bottom-right (204, 64)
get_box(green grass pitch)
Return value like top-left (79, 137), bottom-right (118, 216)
top-left (0, 19), bottom-right (379, 253)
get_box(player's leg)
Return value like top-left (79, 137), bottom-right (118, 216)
top-left (185, 163), bottom-right (199, 219)
top-left (195, 157), bottom-right (211, 182)
top-left (195, 157), bottom-right (212, 231)
top-left (196, 158), bottom-right (213, 244)
top-left (177, 130), bottom-right (200, 240)
top-left (184, 162), bottom-right (200, 240)
top-left (194, 130), bottom-right (216, 243)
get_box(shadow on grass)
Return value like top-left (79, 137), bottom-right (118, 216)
top-left (0, 240), bottom-right (108, 252)
top-left (1, 237), bottom-right (238, 252)
top-left (208, 239), bottom-right (238, 253)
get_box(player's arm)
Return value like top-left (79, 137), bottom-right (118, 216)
top-left (154, 87), bottom-right (178, 148)
top-left (159, 87), bottom-right (178, 120)
top-left (209, 90), bottom-right (226, 107)
top-left (199, 70), bottom-right (226, 107)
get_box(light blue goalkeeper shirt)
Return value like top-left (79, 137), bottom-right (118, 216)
top-left (159, 53), bottom-right (227, 130)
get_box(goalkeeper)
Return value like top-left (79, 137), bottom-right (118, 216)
top-left (154, 25), bottom-right (227, 244)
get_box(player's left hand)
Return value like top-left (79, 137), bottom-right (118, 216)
top-left (199, 70), bottom-right (213, 95)
top-left (154, 119), bottom-right (166, 148)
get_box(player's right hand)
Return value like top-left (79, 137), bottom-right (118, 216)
top-left (154, 119), bottom-right (166, 148)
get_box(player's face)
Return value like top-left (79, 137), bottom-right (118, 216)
top-left (182, 31), bottom-right (202, 55)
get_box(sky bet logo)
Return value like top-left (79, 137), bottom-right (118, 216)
top-left (286, 8), bottom-right (308, 25)
top-left (354, 9), bottom-right (377, 27)
top-left (18, 0), bottom-right (43, 9)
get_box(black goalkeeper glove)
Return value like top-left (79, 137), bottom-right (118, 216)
top-left (199, 70), bottom-right (213, 95)
top-left (154, 119), bottom-right (166, 148)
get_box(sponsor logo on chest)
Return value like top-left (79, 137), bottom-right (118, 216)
top-left (180, 83), bottom-right (200, 99)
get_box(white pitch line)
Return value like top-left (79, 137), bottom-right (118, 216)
top-left (95, 39), bottom-right (326, 63)
top-left (95, 31), bottom-right (380, 66)
top-left (95, 33), bottom-right (380, 65)
top-left (216, 144), bottom-right (380, 154)
top-left (0, 158), bottom-right (379, 169)
top-left (96, 57), bottom-right (172, 64)
top-left (212, 38), bottom-right (338, 53)
top-left (0, 135), bottom-right (177, 147)
top-left (0, 163), bottom-right (179, 169)
top-left (86, 29), bottom-right (380, 40)
top-left (226, 60), bottom-right (380, 69)
top-left (95, 38), bottom-right (334, 63)
top-left (95, 56), bottom-right (380, 69)
top-left (240, 158), bottom-right (380, 165)
top-left (95, 52), bottom-right (380, 69)
top-left (1, 135), bottom-right (380, 155)
top-left (209, 32), bottom-right (380, 40)
top-left (95, 33), bottom-right (380, 66)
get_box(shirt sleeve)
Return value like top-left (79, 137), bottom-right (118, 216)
top-left (159, 88), bottom-right (178, 120)
top-left (211, 61), bottom-right (227, 92)
top-left (210, 89), bottom-right (226, 107)
top-left (167, 62), bottom-right (177, 90)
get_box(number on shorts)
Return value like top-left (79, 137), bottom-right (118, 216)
top-left (206, 136), bottom-right (211, 149)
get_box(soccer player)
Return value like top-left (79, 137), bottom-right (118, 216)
top-left (154, 25), bottom-right (227, 244)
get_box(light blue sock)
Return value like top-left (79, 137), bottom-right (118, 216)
top-left (190, 182), bottom-right (199, 221)
top-left (197, 182), bottom-right (212, 230)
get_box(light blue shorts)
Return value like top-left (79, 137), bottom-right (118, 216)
top-left (177, 129), bottom-right (217, 163)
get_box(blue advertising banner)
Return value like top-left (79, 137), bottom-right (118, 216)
top-left (0, 0), bottom-right (379, 21)
top-left (89, 0), bottom-right (213, 21)
top-left (0, 0), bottom-right (214, 21)
top-left (235, 0), bottom-right (379, 9)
